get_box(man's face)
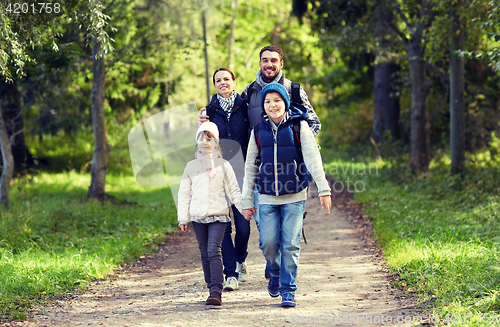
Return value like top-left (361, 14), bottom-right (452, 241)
top-left (259, 51), bottom-right (283, 81)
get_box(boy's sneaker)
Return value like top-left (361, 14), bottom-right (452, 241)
top-left (236, 262), bottom-right (248, 282)
top-left (268, 277), bottom-right (280, 297)
top-left (206, 291), bottom-right (222, 305)
top-left (222, 276), bottom-right (239, 291)
top-left (281, 293), bottom-right (296, 307)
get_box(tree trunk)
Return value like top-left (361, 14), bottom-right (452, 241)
top-left (409, 57), bottom-right (431, 172)
top-left (373, 0), bottom-right (400, 143)
top-left (271, 23), bottom-right (281, 46)
top-left (0, 80), bottom-right (34, 172)
top-left (450, 0), bottom-right (465, 175)
top-left (373, 62), bottom-right (401, 142)
top-left (0, 104), bottom-right (14, 206)
top-left (227, 0), bottom-right (238, 72)
top-left (202, 9), bottom-right (210, 106)
top-left (87, 37), bottom-right (110, 200)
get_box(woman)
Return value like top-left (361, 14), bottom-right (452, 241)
top-left (201, 68), bottom-right (251, 291)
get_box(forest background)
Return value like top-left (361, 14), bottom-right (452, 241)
top-left (1, 0), bottom-right (500, 324)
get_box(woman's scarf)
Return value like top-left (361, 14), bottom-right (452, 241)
top-left (196, 151), bottom-right (217, 178)
top-left (217, 90), bottom-right (237, 121)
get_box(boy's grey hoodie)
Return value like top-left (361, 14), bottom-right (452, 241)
top-left (241, 117), bottom-right (331, 209)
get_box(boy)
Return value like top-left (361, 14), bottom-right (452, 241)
top-left (241, 83), bottom-right (331, 307)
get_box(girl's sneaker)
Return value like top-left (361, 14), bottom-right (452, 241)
top-left (236, 262), bottom-right (248, 282)
top-left (281, 293), bottom-right (296, 307)
top-left (206, 292), bottom-right (222, 305)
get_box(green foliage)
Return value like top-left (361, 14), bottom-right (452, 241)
top-left (0, 172), bottom-right (177, 320)
top-left (0, 0), bottom-right (115, 80)
top-left (459, 0), bottom-right (500, 72)
top-left (333, 135), bottom-right (500, 324)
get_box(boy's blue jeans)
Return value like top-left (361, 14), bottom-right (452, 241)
top-left (258, 200), bottom-right (305, 294)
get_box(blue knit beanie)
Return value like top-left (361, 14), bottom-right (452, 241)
top-left (260, 83), bottom-right (290, 112)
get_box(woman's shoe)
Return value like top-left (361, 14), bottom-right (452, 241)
top-left (222, 276), bottom-right (239, 291)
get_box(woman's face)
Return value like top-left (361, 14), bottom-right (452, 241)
top-left (214, 71), bottom-right (236, 98)
top-left (263, 92), bottom-right (286, 124)
top-left (197, 132), bottom-right (215, 155)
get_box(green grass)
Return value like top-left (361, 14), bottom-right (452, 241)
top-left (0, 171), bottom-right (177, 321)
top-left (323, 146), bottom-right (500, 326)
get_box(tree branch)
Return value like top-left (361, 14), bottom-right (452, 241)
top-left (9, 128), bottom-right (23, 144)
top-left (388, 21), bottom-right (409, 43)
top-left (428, 63), bottom-right (448, 86)
top-left (394, 1), bottom-right (415, 35)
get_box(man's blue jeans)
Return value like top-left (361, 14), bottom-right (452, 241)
top-left (221, 205), bottom-right (251, 278)
top-left (259, 200), bottom-right (305, 294)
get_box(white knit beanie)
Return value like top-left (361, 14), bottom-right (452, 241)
top-left (195, 121), bottom-right (219, 142)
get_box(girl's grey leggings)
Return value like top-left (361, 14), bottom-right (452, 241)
top-left (192, 221), bottom-right (226, 293)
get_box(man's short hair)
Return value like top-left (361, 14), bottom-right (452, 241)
top-left (260, 45), bottom-right (283, 61)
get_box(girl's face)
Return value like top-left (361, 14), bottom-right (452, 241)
top-left (197, 132), bottom-right (216, 155)
top-left (214, 71), bottom-right (236, 98)
top-left (264, 92), bottom-right (286, 124)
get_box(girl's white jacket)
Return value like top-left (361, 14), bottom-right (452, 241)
top-left (177, 157), bottom-right (243, 225)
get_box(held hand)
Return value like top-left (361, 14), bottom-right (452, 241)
top-left (197, 108), bottom-right (209, 126)
top-left (179, 224), bottom-right (188, 232)
top-left (242, 208), bottom-right (256, 221)
top-left (320, 195), bottom-right (332, 214)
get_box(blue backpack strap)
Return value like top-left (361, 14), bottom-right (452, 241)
top-left (253, 122), bottom-right (261, 166)
top-left (292, 119), bottom-right (301, 151)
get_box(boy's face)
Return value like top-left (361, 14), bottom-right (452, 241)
top-left (264, 92), bottom-right (286, 124)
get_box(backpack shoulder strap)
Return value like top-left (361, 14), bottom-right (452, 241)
top-left (254, 122), bottom-right (261, 151)
top-left (290, 82), bottom-right (302, 104)
top-left (253, 122), bottom-right (261, 165)
top-left (244, 81), bottom-right (257, 103)
top-left (292, 119), bottom-right (301, 151)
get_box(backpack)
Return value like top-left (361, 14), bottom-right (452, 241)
top-left (244, 81), bottom-right (303, 105)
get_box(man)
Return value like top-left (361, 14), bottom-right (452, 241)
top-left (197, 45), bottom-right (321, 285)
top-left (240, 45), bottom-right (321, 136)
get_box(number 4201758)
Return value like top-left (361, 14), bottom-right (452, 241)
top-left (6, 2), bottom-right (61, 14)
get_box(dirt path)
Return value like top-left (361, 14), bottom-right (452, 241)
top-left (9, 187), bottom-right (428, 327)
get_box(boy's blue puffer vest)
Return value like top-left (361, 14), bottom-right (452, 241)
top-left (256, 105), bottom-right (313, 196)
top-left (206, 93), bottom-right (250, 159)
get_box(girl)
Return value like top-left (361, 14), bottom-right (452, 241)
top-left (177, 122), bottom-right (243, 306)
top-left (201, 68), bottom-right (251, 291)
